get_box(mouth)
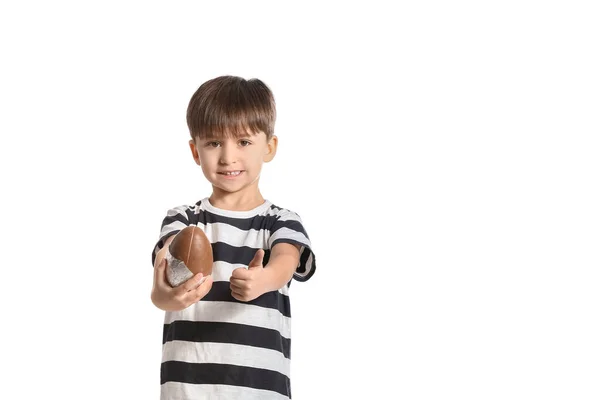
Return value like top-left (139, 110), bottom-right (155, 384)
top-left (218, 170), bottom-right (244, 177)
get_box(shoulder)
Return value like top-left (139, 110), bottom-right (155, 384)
top-left (165, 204), bottom-right (194, 215)
top-left (265, 202), bottom-right (303, 221)
top-left (263, 203), bottom-right (311, 240)
top-left (162, 200), bottom-right (203, 224)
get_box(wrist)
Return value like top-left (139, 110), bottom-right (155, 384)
top-left (261, 263), bottom-right (293, 293)
top-left (260, 267), bottom-right (277, 293)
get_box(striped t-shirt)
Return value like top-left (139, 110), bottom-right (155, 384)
top-left (151, 197), bottom-right (316, 400)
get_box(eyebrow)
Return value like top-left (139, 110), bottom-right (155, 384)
top-left (204, 134), bottom-right (253, 141)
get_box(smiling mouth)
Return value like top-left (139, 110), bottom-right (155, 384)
top-left (218, 170), bottom-right (244, 176)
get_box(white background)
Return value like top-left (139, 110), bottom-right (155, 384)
top-left (1, 1), bottom-right (599, 399)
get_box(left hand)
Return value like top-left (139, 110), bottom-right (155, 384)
top-left (230, 249), bottom-right (267, 302)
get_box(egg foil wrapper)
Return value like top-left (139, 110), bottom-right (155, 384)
top-left (165, 247), bottom-right (199, 287)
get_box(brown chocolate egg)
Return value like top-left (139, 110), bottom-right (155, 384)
top-left (165, 226), bottom-right (213, 287)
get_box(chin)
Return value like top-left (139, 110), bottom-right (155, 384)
top-left (214, 183), bottom-right (246, 192)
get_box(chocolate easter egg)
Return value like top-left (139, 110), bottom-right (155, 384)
top-left (165, 226), bottom-right (213, 287)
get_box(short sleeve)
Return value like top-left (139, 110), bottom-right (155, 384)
top-left (151, 205), bottom-right (192, 267)
top-left (267, 210), bottom-right (316, 282)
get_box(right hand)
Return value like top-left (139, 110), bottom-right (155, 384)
top-left (151, 257), bottom-right (213, 312)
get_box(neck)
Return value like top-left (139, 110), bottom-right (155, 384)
top-left (209, 186), bottom-right (265, 211)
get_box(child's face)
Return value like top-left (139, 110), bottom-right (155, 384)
top-left (189, 130), bottom-right (277, 196)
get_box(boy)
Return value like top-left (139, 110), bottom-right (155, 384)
top-left (150, 75), bottom-right (316, 399)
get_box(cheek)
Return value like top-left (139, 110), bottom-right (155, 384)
top-left (251, 147), bottom-right (268, 160)
top-left (198, 151), bottom-right (217, 164)
top-left (250, 154), bottom-right (265, 167)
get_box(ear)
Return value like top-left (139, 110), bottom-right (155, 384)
top-left (189, 139), bottom-right (201, 166)
top-left (263, 135), bottom-right (278, 163)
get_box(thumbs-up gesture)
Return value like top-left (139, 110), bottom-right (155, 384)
top-left (230, 249), bottom-right (266, 302)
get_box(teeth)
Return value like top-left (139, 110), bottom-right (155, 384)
top-left (223, 171), bottom-right (241, 176)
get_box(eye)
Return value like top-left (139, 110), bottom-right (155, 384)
top-left (239, 140), bottom-right (251, 147)
top-left (206, 141), bottom-right (221, 148)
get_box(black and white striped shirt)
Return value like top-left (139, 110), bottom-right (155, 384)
top-left (151, 197), bottom-right (316, 399)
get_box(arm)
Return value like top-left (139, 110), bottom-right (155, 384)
top-left (152, 235), bottom-right (176, 269)
top-left (261, 243), bottom-right (301, 292)
top-left (230, 243), bottom-right (300, 302)
top-left (151, 234), bottom-right (213, 311)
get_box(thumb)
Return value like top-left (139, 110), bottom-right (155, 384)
top-left (248, 249), bottom-right (265, 269)
top-left (155, 258), bottom-right (169, 287)
top-left (154, 256), bottom-right (165, 276)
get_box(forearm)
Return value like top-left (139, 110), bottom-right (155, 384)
top-left (151, 235), bottom-right (176, 309)
top-left (261, 253), bottom-right (298, 293)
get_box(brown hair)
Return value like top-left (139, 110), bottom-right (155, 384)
top-left (186, 75), bottom-right (276, 141)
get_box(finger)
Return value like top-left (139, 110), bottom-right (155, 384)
top-left (176, 273), bottom-right (204, 296)
top-left (231, 286), bottom-right (245, 301)
top-left (192, 275), bottom-right (213, 300)
top-left (229, 277), bottom-right (246, 287)
top-left (155, 258), bottom-right (171, 289)
top-left (179, 276), bottom-right (211, 307)
top-left (231, 291), bottom-right (242, 301)
top-left (154, 257), bottom-right (166, 280)
top-left (231, 267), bottom-right (250, 280)
top-left (182, 273), bottom-right (205, 292)
top-left (249, 249), bottom-right (265, 268)
top-left (251, 248), bottom-right (263, 261)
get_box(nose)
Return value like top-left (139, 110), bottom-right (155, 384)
top-left (218, 142), bottom-right (238, 165)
